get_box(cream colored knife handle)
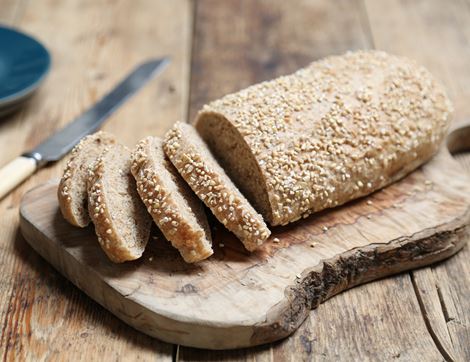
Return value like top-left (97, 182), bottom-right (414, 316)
top-left (0, 157), bottom-right (37, 199)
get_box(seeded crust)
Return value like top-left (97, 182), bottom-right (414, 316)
top-left (58, 131), bottom-right (116, 227)
top-left (163, 122), bottom-right (271, 251)
top-left (131, 136), bottom-right (213, 263)
top-left (195, 50), bottom-right (453, 226)
top-left (87, 144), bottom-right (152, 263)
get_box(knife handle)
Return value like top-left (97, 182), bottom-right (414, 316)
top-left (0, 156), bottom-right (37, 200)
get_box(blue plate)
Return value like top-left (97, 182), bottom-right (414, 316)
top-left (0, 26), bottom-right (50, 116)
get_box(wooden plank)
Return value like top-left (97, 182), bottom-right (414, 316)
top-left (364, 0), bottom-right (470, 360)
top-left (0, 0), bottom-right (24, 24)
top-left (363, 0), bottom-right (470, 123)
top-left (0, 0), bottom-right (193, 360)
top-left (430, 224), bottom-right (470, 361)
top-left (411, 154), bottom-right (470, 362)
top-left (410, 269), bottom-right (457, 361)
top-left (180, 0), bottom-right (452, 358)
top-left (283, 274), bottom-right (444, 361)
top-left (180, 274), bottom-right (446, 361)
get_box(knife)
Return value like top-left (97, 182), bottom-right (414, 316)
top-left (0, 57), bottom-right (169, 200)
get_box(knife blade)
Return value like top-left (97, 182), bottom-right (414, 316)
top-left (0, 57), bottom-right (169, 199)
top-left (24, 58), bottom-right (169, 165)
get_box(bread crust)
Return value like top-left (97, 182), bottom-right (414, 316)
top-left (195, 50), bottom-right (453, 226)
top-left (87, 144), bottom-right (152, 263)
top-left (163, 122), bottom-right (271, 251)
top-left (58, 131), bottom-right (116, 227)
top-left (131, 136), bottom-right (213, 263)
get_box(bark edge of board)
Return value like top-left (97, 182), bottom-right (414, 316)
top-left (250, 215), bottom-right (469, 346)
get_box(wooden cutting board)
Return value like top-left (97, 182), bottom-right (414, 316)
top-left (19, 126), bottom-right (470, 350)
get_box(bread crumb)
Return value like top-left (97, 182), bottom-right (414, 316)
top-left (296, 274), bottom-right (302, 279)
top-left (322, 226), bottom-right (328, 232)
top-left (219, 243), bottom-right (225, 248)
top-left (148, 256), bottom-right (153, 261)
top-left (273, 237), bottom-right (280, 243)
top-left (366, 200), bottom-right (373, 205)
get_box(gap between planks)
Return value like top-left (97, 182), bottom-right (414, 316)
top-left (185, 0), bottom-right (199, 124)
top-left (410, 273), bottom-right (455, 362)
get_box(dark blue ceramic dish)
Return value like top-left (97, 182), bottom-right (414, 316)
top-left (0, 26), bottom-right (50, 116)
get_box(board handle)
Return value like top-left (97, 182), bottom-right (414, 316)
top-left (0, 156), bottom-right (37, 200)
top-left (447, 119), bottom-right (470, 154)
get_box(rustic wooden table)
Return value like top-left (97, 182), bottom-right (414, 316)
top-left (0, 0), bottom-right (468, 360)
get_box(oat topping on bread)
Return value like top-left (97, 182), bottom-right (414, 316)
top-left (131, 136), bottom-right (213, 263)
top-left (87, 143), bottom-right (152, 263)
top-left (58, 131), bottom-right (116, 227)
top-left (164, 122), bottom-right (270, 251)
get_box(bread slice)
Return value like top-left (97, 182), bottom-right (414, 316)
top-left (58, 131), bottom-right (116, 227)
top-left (195, 50), bottom-right (453, 226)
top-left (87, 143), bottom-right (152, 263)
top-left (131, 136), bottom-right (213, 263)
top-left (163, 122), bottom-right (271, 251)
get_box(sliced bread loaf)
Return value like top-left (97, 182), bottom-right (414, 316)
top-left (163, 122), bottom-right (271, 251)
top-left (58, 131), bottom-right (116, 227)
top-left (131, 136), bottom-right (213, 263)
top-left (195, 50), bottom-right (453, 226)
top-left (87, 143), bottom-right (152, 263)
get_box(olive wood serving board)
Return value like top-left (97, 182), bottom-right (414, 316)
top-left (19, 126), bottom-right (470, 350)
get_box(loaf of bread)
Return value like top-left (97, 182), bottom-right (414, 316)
top-left (58, 131), bottom-right (116, 227)
top-left (87, 143), bottom-right (152, 263)
top-left (163, 122), bottom-right (271, 251)
top-left (131, 136), bottom-right (213, 263)
top-left (195, 50), bottom-right (453, 226)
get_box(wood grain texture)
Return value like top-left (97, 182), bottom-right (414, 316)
top-left (0, 0), bottom-right (24, 24)
top-left (19, 143), bottom-right (470, 349)
top-left (178, 274), bottom-right (449, 361)
top-left (0, 0), bottom-right (193, 360)
top-left (188, 0), bottom-right (370, 122)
